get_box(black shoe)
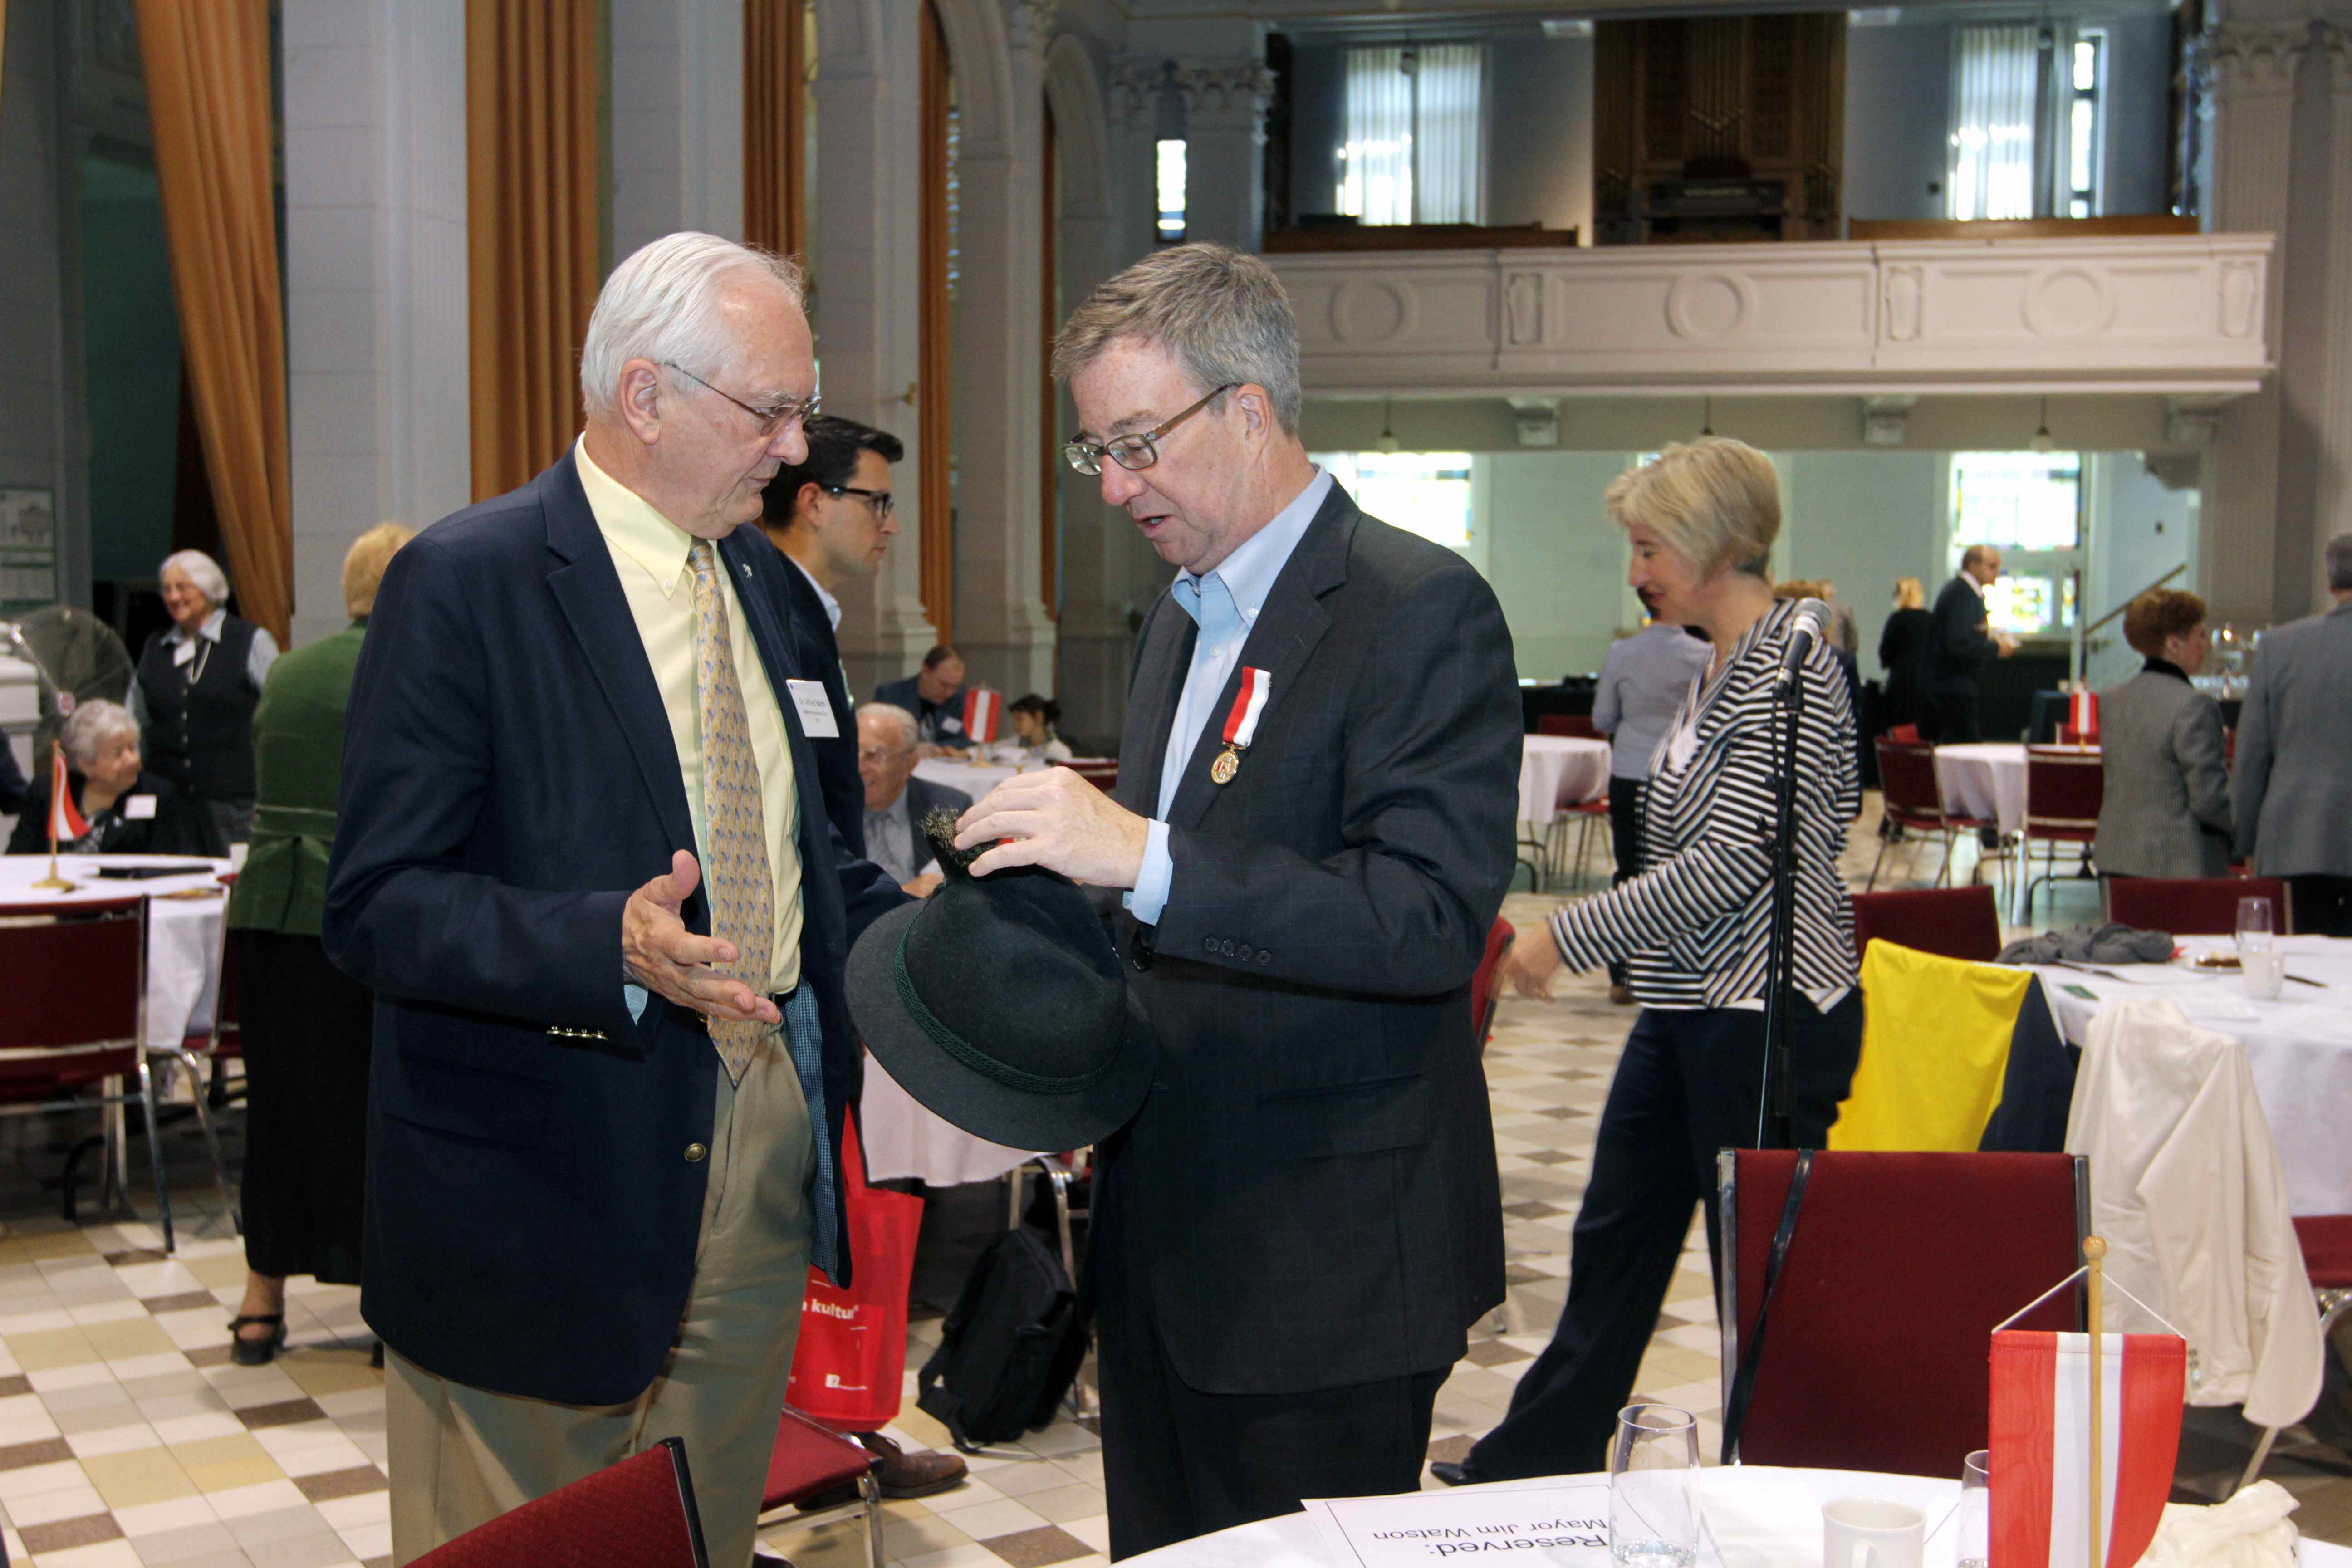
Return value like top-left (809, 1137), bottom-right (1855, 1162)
top-left (1430, 1460), bottom-right (1491, 1487)
top-left (227, 1314), bottom-right (286, 1366)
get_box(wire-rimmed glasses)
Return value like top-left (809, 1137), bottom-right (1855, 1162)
top-left (662, 362), bottom-right (820, 437)
top-left (1063, 383), bottom-right (1238, 475)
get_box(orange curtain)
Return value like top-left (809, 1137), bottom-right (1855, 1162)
top-left (743, 0), bottom-right (807, 262)
top-left (134, 0), bottom-right (293, 647)
top-left (919, 0), bottom-right (953, 641)
top-left (466, 0), bottom-right (601, 501)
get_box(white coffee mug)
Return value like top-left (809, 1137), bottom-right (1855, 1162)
top-left (1824, 1497), bottom-right (1925, 1568)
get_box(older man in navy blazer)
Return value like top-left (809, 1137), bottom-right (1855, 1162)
top-left (324, 233), bottom-right (902, 1568)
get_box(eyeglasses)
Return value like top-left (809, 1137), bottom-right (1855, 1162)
top-left (1063, 383), bottom-right (1238, 475)
top-left (662, 362), bottom-right (820, 436)
top-left (822, 484), bottom-right (896, 521)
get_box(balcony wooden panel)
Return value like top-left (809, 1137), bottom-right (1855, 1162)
top-left (1262, 224), bottom-right (1580, 254)
top-left (1849, 216), bottom-right (2203, 242)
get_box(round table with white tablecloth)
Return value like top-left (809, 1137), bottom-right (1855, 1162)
top-left (1518, 735), bottom-right (1612, 824)
top-left (2026, 934), bottom-right (2352, 1216)
top-left (1932, 741), bottom-right (2028, 836)
top-left (0, 854), bottom-right (230, 1050)
top-left (914, 757), bottom-right (1030, 801)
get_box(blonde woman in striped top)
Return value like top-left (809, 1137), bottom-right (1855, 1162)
top-left (1436, 438), bottom-right (1864, 1487)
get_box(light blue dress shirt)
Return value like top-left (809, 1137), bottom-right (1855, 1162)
top-left (1126, 468), bottom-right (1334, 926)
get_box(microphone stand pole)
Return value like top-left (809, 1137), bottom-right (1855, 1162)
top-left (1756, 661), bottom-right (1808, 1152)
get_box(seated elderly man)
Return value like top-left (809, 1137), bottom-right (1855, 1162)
top-left (8, 698), bottom-right (199, 856)
top-left (858, 705), bottom-right (970, 897)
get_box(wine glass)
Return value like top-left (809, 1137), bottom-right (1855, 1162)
top-left (1610, 1404), bottom-right (1700, 1568)
top-left (1958, 1450), bottom-right (1990, 1568)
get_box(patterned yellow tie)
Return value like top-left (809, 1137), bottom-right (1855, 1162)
top-left (690, 540), bottom-right (771, 1085)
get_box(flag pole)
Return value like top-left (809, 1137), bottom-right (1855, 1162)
top-left (2085, 1235), bottom-right (2107, 1568)
top-left (31, 738), bottom-right (75, 892)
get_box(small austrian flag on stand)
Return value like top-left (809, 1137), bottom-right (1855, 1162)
top-left (2068, 689), bottom-right (2100, 743)
top-left (961, 687), bottom-right (1001, 744)
top-left (1990, 1330), bottom-right (2185, 1568)
top-left (49, 746), bottom-right (90, 844)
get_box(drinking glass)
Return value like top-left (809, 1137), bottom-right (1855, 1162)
top-left (1958, 1450), bottom-right (1990, 1568)
top-left (2237, 896), bottom-right (2275, 954)
top-left (1610, 1404), bottom-right (1700, 1568)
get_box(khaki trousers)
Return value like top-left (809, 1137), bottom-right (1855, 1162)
top-left (387, 1022), bottom-right (816, 1568)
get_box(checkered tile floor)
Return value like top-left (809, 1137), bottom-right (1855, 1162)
top-left (0, 804), bottom-right (2343, 1566)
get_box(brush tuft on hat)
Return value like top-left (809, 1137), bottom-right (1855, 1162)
top-left (920, 806), bottom-right (983, 881)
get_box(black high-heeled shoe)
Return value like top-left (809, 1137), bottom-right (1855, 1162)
top-left (228, 1314), bottom-right (287, 1366)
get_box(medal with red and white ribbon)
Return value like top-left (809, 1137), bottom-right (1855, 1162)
top-left (1210, 667), bottom-right (1270, 785)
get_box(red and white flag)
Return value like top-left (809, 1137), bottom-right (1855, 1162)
top-left (2068, 689), bottom-right (2100, 744)
top-left (1989, 1331), bottom-right (2185, 1568)
top-left (49, 747), bottom-right (90, 846)
top-left (961, 687), bottom-right (1000, 744)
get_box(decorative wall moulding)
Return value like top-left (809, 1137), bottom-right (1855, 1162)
top-left (1273, 234), bottom-right (2276, 400)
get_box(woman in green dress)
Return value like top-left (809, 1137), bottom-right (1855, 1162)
top-left (224, 524), bottom-right (414, 1365)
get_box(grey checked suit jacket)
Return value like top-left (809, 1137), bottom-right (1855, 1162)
top-left (2092, 665), bottom-right (2231, 879)
top-left (1102, 482), bottom-right (1520, 1396)
top-left (2236, 598), bottom-right (2352, 877)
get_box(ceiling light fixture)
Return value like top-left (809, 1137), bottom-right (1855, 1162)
top-left (1378, 400), bottom-right (1400, 454)
top-left (2031, 396), bottom-right (2056, 454)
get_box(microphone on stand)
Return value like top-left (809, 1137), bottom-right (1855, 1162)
top-left (1776, 598), bottom-right (1832, 689)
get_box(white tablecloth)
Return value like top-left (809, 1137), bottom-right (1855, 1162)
top-left (1, 854), bottom-right (232, 1050)
top-left (858, 1050), bottom-right (1043, 1186)
top-left (2028, 935), bottom-right (2352, 1217)
top-left (1933, 742), bottom-right (2027, 836)
top-left (1519, 736), bottom-right (1612, 823)
top-left (915, 757), bottom-right (1035, 801)
top-left (1125, 1465), bottom-right (2352, 1568)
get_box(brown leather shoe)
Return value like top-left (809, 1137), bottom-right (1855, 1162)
top-left (794, 1431), bottom-right (968, 1509)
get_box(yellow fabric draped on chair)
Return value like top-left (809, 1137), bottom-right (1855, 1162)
top-left (1831, 941), bottom-right (2031, 1152)
top-left (466, 0), bottom-right (602, 501)
top-left (134, 0), bottom-right (294, 647)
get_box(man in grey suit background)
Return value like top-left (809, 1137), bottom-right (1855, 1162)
top-left (2237, 529), bottom-right (2352, 936)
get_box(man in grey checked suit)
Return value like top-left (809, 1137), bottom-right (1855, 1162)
top-left (952, 244), bottom-right (1519, 1559)
top-left (2236, 528), bottom-right (2352, 936)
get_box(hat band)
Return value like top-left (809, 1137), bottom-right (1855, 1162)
top-left (893, 926), bottom-right (1117, 1096)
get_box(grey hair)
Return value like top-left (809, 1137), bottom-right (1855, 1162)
top-left (1051, 243), bottom-right (1303, 433)
top-left (61, 699), bottom-right (137, 769)
top-left (857, 703), bottom-right (920, 753)
top-left (2328, 529), bottom-right (2352, 594)
top-left (579, 233), bottom-right (806, 420)
top-left (159, 549), bottom-right (228, 606)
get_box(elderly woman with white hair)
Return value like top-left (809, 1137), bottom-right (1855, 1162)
top-left (7, 698), bottom-right (197, 855)
top-left (1436, 438), bottom-right (1865, 1488)
top-left (130, 548), bottom-right (279, 853)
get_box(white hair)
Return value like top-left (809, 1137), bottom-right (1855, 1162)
top-left (857, 703), bottom-right (919, 753)
top-left (159, 549), bottom-right (229, 606)
top-left (62, 699), bottom-right (137, 769)
top-left (579, 233), bottom-right (807, 420)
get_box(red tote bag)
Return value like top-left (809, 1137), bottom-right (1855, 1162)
top-left (786, 1112), bottom-right (925, 1431)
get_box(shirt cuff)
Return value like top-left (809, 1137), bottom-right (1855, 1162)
top-left (1122, 819), bottom-right (1175, 926)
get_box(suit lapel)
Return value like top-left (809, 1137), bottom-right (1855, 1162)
top-left (1162, 492), bottom-right (1353, 832)
top-left (539, 452), bottom-right (699, 863)
top-left (1116, 595), bottom-right (1196, 817)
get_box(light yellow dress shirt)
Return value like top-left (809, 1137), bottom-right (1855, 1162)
top-left (576, 438), bottom-right (804, 994)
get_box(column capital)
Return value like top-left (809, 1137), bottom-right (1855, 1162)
top-left (2194, 21), bottom-right (2316, 101)
top-left (1175, 59), bottom-right (1277, 131)
top-left (2324, 20), bottom-right (2352, 91)
top-left (1010, 0), bottom-right (1059, 62)
top-left (1108, 58), bottom-right (1171, 129)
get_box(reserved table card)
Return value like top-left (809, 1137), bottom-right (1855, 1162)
top-left (1304, 1482), bottom-right (1612, 1566)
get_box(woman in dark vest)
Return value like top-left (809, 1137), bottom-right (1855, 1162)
top-left (223, 524), bottom-right (413, 1365)
top-left (130, 549), bottom-right (279, 855)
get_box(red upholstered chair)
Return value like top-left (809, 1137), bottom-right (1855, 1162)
top-left (411, 1437), bottom-right (708, 1567)
top-left (2238, 1215), bottom-right (2352, 1494)
top-left (1870, 740), bottom-right (1964, 891)
top-left (1886, 724), bottom-right (1922, 744)
top-left (1536, 713), bottom-right (1601, 740)
top-left (2019, 746), bottom-right (2104, 918)
top-left (1064, 758), bottom-right (1119, 792)
top-left (754, 1407), bottom-right (887, 1568)
top-left (1718, 1149), bottom-right (2085, 1475)
top-left (1849, 886), bottom-right (2003, 965)
top-left (1470, 918), bottom-right (1515, 1054)
top-left (2104, 876), bottom-right (2292, 938)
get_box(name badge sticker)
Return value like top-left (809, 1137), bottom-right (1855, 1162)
top-left (785, 679), bottom-right (841, 738)
top-left (123, 794), bottom-right (158, 820)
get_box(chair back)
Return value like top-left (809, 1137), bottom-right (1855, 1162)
top-left (412, 1438), bottom-right (708, 1568)
top-left (1469, 918), bottom-right (1515, 1051)
top-left (1720, 1149), bottom-right (2083, 1475)
top-left (1535, 713), bottom-right (1601, 740)
top-left (1064, 759), bottom-right (1119, 792)
top-left (1886, 724), bottom-right (1921, 744)
top-left (2105, 876), bottom-right (2291, 938)
top-left (2023, 745), bottom-right (2103, 840)
top-left (1873, 740), bottom-right (1946, 833)
top-left (762, 1407), bottom-right (880, 1510)
top-left (0, 899), bottom-right (146, 1093)
top-left (1850, 887), bottom-right (2002, 964)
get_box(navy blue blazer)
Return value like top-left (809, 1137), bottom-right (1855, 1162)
top-left (759, 545), bottom-right (865, 861)
top-left (870, 673), bottom-right (966, 746)
top-left (323, 451), bottom-right (906, 1407)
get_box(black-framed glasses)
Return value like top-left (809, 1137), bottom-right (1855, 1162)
top-left (662, 362), bottom-right (820, 436)
top-left (1063, 383), bottom-right (1238, 476)
top-left (822, 484), bottom-right (896, 521)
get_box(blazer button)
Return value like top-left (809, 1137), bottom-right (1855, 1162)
top-left (684, 1143), bottom-right (709, 1163)
top-left (1203, 936), bottom-right (1217, 955)
top-left (1220, 939), bottom-right (1236, 957)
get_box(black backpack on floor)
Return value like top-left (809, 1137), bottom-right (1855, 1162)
top-left (916, 1226), bottom-right (1088, 1451)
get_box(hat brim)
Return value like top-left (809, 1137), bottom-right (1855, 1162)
top-left (846, 897), bottom-right (1156, 1153)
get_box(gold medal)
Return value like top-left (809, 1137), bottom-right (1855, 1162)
top-left (1210, 746), bottom-right (1241, 785)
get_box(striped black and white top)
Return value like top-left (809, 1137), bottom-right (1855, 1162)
top-left (1549, 598), bottom-right (1860, 1009)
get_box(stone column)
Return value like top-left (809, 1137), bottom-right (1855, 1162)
top-left (945, 0), bottom-right (1058, 697)
top-left (607, 0), bottom-right (747, 258)
top-left (2194, 21), bottom-right (2308, 631)
top-left (1175, 59), bottom-right (1275, 250)
top-left (2313, 21), bottom-right (2352, 608)
top-left (282, 0), bottom-right (471, 649)
top-left (813, 0), bottom-right (936, 696)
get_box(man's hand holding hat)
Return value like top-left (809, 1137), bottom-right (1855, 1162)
top-left (952, 766), bottom-right (1149, 887)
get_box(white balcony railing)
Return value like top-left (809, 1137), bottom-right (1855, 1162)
top-left (1272, 235), bottom-right (2274, 399)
